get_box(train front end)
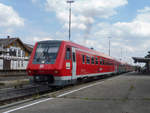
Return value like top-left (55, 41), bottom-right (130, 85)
top-left (27, 40), bottom-right (63, 85)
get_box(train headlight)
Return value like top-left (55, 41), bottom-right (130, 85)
top-left (54, 70), bottom-right (59, 74)
top-left (28, 70), bottom-right (31, 73)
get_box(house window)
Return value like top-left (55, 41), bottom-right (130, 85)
top-left (9, 49), bottom-right (13, 56)
top-left (9, 48), bottom-right (16, 56)
top-left (18, 61), bottom-right (20, 68)
top-left (18, 50), bottom-right (21, 57)
top-left (13, 42), bottom-right (17, 47)
top-left (22, 51), bottom-right (25, 57)
top-left (21, 60), bottom-right (24, 67)
top-left (13, 49), bottom-right (16, 56)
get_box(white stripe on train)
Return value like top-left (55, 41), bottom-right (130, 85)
top-left (54, 71), bottom-right (115, 80)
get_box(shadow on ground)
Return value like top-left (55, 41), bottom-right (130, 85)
top-left (125, 71), bottom-right (150, 77)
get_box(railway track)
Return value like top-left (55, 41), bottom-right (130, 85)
top-left (0, 84), bottom-right (53, 106)
top-left (0, 74), bottom-right (121, 106)
top-left (0, 70), bottom-right (27, 77)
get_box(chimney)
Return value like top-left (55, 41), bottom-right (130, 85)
top-left (7, 35), bottom-right (10, 39)
top-left (90, 47), bottom-right (94, 50)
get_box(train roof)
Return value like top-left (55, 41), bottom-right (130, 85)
top-left (37, 40), bottom-right (62, 45)
top-left (37, 40), bottom-right (117, 60)
top-left (36, 40), bottom-right (129, 63)
top-left (63, 40), bottom-right (115, 60)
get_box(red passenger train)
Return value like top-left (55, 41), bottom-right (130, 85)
top-left (27, 40), bottom-right (133, 86)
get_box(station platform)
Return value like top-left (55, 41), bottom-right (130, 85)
top-left (0, 76), bottom-right (29, 88)
top-left (1, 72), bottom-right (150, 113)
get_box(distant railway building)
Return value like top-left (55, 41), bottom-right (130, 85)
top-left (0, 36), bottom-right (33, 70)
top-left (133, 52), bottom-right (150, 73)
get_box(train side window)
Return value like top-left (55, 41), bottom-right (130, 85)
top-left (66, 48), bottom-right (71, 60)
top-left (107, 61), bottom-right (109, 65)
top-left (103, 59), bottom-right (105, 65)
top-left (105, 60), bottom-right (108, 65)
top-left (95, 57), bottom-right (98, 64)
top-left (86, 56), bottom-right (90, 64)
top-left (109, 61), bottom-right (111, 65)
top-left (91, 57), bottom-right (94, 64)
top-left (100, 58), bottom-right (103, 65)
top-left (72, 52), bottom-right (76, 62)
top-left (104, 60), bottom-right (106, 65)
top-left (82, 55), bottom-right (85, 64)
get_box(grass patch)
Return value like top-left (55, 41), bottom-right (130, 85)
top-left (51, 94), bottom-right (57, 98)
top-left (129, 84), bottom-right (135, 91)
top-left (143, 98), bottom-right (150, 101)
top-left (0, 82), bottom-right (5, 86)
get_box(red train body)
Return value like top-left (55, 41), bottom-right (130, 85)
top-left (27, 40), bottom-right (133, 86)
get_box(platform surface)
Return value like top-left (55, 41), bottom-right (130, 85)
top-left (1, 72), bottom-right (150, 113)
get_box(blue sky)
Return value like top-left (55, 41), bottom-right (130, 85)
top-left (0, 0), bottom-right (150, 64)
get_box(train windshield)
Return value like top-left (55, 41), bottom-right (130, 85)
top-left (32, 42), bottom-right (61, 64)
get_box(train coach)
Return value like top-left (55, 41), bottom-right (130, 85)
top-left (27, 40), bottom-right (133, 86)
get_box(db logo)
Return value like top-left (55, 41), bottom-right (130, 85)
top-left (39, 64), bottom-right (44, 68)
top-left (99, 68), bottom-right (103, 71)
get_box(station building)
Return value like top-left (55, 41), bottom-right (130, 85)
top-left (133, 52), bottom-right (150, 73)
top-left (0, 36), bottom-right (33, 70)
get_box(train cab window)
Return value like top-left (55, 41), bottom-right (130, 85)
top-left (66, 48), bottom-right (71, 60)
top-left (33, 42), bottom-right (61, 64)
top-left (82, 55), bottom-right (85, 64)
top-left (95, 57), bottom-right (98, 64)
top-left (91, 57), bottom-right (94, 64)
top-left (86, 56), bottom-right (90, 64)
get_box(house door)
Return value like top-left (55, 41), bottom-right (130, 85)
top-left (3, 59), bottom-right (11, 70)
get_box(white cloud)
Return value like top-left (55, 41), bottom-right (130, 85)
top-left (137, 6), bottom-right (150, 13)
top-left (30, 1), bottom-right (150, 63)
top-left (45, 0), bottom-right (128, 30)
top-left (93, 6), bottom-right (150, 60)
top-left (32, 0), bottom-right (38, 4)
top-left (111, 6), bottom-right (150, 38)
top-left (33, 36), bottom-right (53, 42)
top-left (0, 3), bottom-right (24, 27)
top-left (26, 36), bottom-right (54, 45)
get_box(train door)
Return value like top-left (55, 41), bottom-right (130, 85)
top-left (72, 47), bottom-right (76, 80)
top-left (65, 47), bottom-right (72, 76)
top-left (115, 63), bottom-right (117, 73)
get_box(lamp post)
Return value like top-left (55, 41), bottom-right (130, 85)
top-left (120, 48), bottom-right (122, 61)
top-left (108, 37), bottom-right (111, 56)
top-left (66, 0), bottom-right (74, 41)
